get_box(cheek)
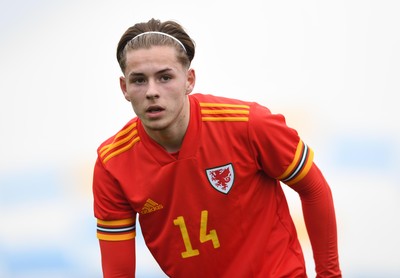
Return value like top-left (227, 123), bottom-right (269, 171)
top-left (125, 87), bottom-right (142, 102)
top-left (130, 101), bottom-right (143, 116)
top-left (125, 92), bottom-right (141, 109)
top-left (129, 96), bottom-right (141, 108)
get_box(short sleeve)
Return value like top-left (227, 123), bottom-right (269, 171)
top-left (93, 157), bottom-right (136, 241)
top-left (248, 103), bottom-right (314, 185)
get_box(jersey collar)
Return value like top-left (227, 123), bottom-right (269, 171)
top-left (137, 95), bottom-right (201, 165)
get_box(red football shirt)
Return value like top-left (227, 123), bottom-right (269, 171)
top-left (93, 93), bottom-right (315, 277)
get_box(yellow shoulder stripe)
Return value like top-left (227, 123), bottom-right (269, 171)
top-left (200, 103), bottom-right (250, 109)
top-left (200, 102), bottom-right (250, 122)
top-left (99, 122), bottom-right (140, 163)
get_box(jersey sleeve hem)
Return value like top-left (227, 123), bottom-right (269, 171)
top-left (277, 140), bottom-right (314, 185)
top-left (96, 217), bottom-right (136, 241)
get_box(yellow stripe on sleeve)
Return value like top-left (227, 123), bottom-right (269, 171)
top-left (97, 218), bottom-right (135, 227)
top-left (97, 231), bottom-right (136, 241)
top-left (96, 217), bottom-right (136, 241)
top-left (285, 148), bottom-right (314, 186)
top-left (277, 140), bottom-right (304, 180)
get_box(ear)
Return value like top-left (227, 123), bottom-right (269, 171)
top-left (119, 76), bottom-right (130, 101)
top-left (185, 68), bottom-right (196, 95)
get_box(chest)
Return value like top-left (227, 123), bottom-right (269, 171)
top-left (117, 136), bottom-right (276, 217)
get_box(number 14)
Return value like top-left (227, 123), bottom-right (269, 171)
top-left (173, 210), bottom-right (220, 258)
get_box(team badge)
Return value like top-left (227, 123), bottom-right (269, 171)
top-left (206, 163), bottom-right (235, 194)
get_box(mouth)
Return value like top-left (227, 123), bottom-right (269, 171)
top-left (146, 105), bottom-right (165, 116)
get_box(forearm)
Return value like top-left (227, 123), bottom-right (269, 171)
top-left (99, 239), bottom-right (136, 278)
top-left (290, 163), bottom-right (341, 277)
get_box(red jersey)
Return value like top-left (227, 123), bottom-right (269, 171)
top-left (93, 93), bottom-right (315, 277)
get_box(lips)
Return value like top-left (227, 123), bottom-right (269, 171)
top-left (146, 105), bottom-right (165, 117)
top-left (146, 105), bottom-right (164, 112)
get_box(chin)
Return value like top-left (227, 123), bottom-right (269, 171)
top-left (143, 121), bottom-right (168, 131)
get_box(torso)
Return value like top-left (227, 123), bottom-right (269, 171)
top-left (98, 93), bottom-right (307, 277)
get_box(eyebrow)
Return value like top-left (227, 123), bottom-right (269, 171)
top-left (128, 68), bottom-right (174, 78)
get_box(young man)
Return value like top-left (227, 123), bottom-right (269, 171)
top-left (93, 18), bottom-right (341, 277)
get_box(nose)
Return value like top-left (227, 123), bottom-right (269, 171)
top-left (145, 80), bottom-right (159, 99)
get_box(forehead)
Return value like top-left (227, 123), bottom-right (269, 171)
top-left (124, 46), bottom-right (184, 76)
top-left (126, 46), bottom-right (179, 67)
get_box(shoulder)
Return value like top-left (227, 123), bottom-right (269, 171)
top-left (190, 93), bottom-right (279, 125)
top-left (190, 93), bottom-right (258, 123)
top-left (190, 93), bottom-right (254, 106)
top-left (97, 118), bottom-right (140, 164)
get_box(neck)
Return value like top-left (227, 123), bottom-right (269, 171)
top-left (149, 127), bottom-right (187, 153)
top-left (144, 98), bottom-right (190, 153)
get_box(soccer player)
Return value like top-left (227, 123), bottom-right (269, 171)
top-left (93, 18), bottom-right (341, 277)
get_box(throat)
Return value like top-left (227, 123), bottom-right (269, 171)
top-left (143, 117), bottom-right (189, 154)
top-left (145, 129), bottom-right (185, 153)
top-left (169, 151), bottom-right (180, 159)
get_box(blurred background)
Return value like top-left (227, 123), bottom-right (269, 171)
top-left (0, 0), bottom-right (399, 277)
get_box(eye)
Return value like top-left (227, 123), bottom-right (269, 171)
top-left (131, 77), bottom-right (146, 85)
top-left (160, 75), bottom-right (172, 82)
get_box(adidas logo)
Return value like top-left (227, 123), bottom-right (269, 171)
top-left (141, 199), bottom-right (164, 214)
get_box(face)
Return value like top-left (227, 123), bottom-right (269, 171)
top-left (120, 46), bottom-right (195, 135)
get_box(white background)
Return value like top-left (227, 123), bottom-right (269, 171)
top-left (0, 0), bottom-right (399, 277)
